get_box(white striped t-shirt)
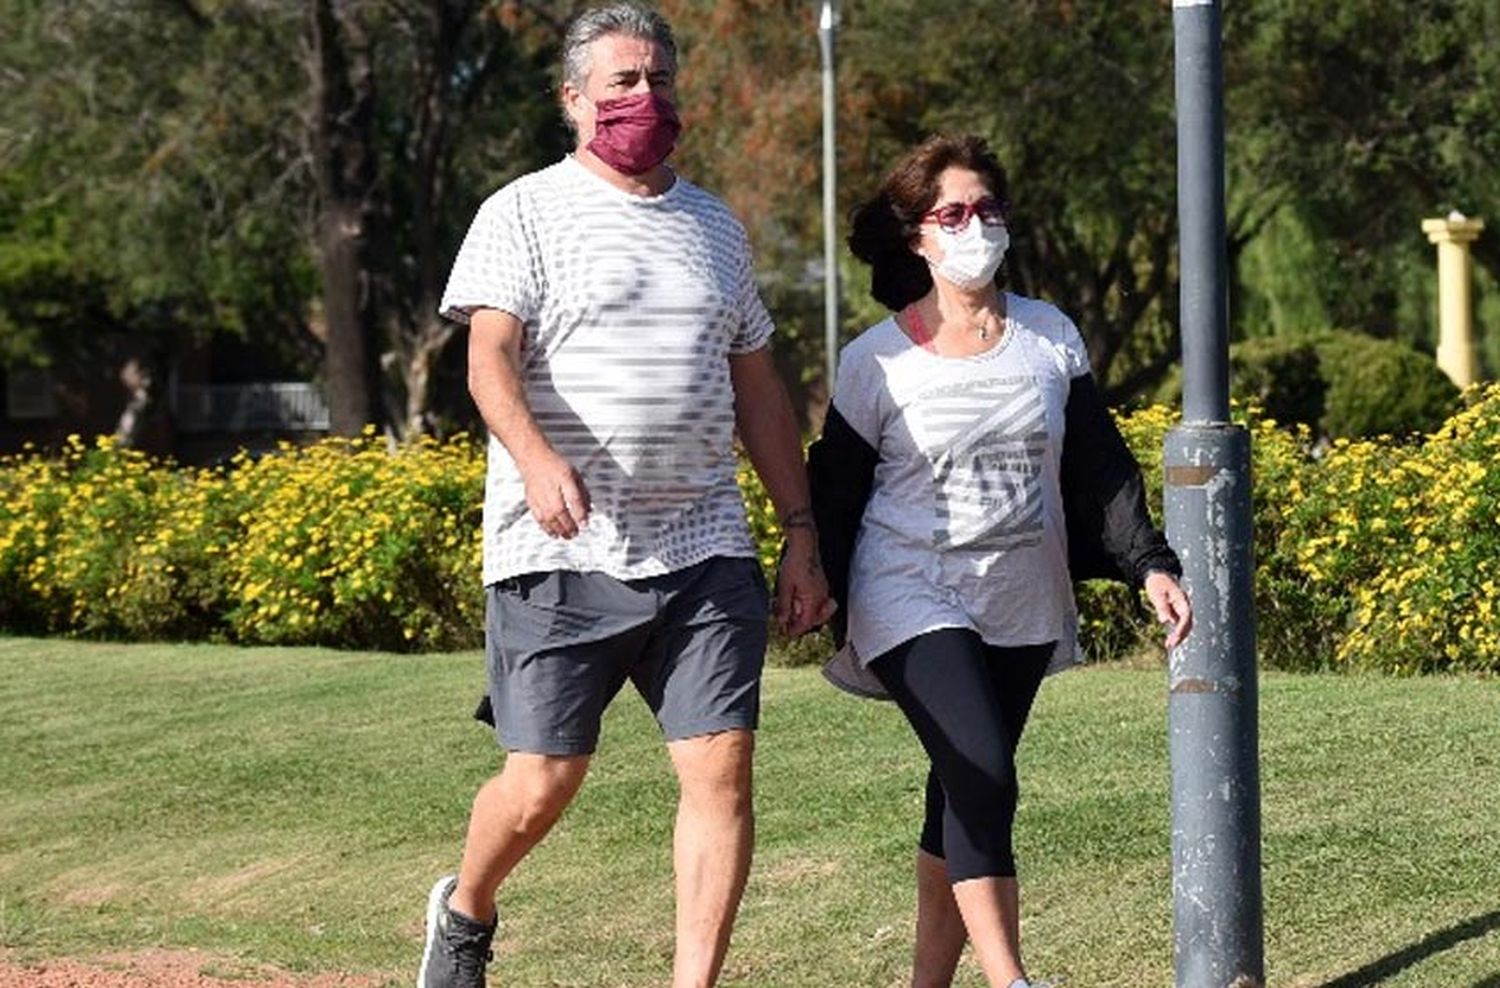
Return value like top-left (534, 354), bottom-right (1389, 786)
top-left (440, 156), bottom-right (773, 585)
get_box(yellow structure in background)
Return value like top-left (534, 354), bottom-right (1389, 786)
top-left (1422, 212), bottom-right (1486, 388)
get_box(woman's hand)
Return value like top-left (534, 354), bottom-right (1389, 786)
top-left (1144, 571), bottom-right (1193, 651)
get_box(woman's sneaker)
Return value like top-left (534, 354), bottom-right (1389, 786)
top-left (417, 875), bottom-right (496, 988)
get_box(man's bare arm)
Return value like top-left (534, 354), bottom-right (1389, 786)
top-left (730, 346), bottom-right (835, 636)
top-left (468, 307), bottom-right (589, 538)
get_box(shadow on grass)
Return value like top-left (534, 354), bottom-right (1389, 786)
top-left (1313, 909), bottom-right (1500, 988)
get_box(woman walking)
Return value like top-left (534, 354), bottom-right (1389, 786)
top-left (809, 134), bottom-right (1192, 988)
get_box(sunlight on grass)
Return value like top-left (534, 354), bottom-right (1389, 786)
top-left (1, 637), bottom-right (1497, 987)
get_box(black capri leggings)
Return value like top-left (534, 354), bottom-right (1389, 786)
top-left (870, 629), bottom-right (1054, 883)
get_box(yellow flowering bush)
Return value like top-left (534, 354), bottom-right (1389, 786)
top-left (220, 431), bottom-right (486, 650)
top-left (737, 446), bottom-right (836, 667)
top-left (1075, 401), bottom-right (1317, 664)
top-left (1, 432), bottom-right (485, 651)
top-left (736, 451), bottom-right (783, 585)
top-left (4, 388), bottom-right (1497, 673)
top-left (0, 436), bottom-right (227, 639)
top-left (0, 439), bottom-right (77, 632)
top-left (1074, 403), bottom-right (1177, 662)
top-left (1272, 383), bottom-right (1500, 673)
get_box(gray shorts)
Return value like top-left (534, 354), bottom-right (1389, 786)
top-left (482, 556), bottom-right (770, 755)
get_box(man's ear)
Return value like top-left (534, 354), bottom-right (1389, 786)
top-left (561, 82), bottom-right (587, 127)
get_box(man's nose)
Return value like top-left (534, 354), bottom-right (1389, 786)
top-left (628, 76), bottom-right (652, 95)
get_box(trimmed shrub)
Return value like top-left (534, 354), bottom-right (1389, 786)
top-left (1312, 331), bottom-right (1462, 439)
top-left (5, 385), bottom-right (1499, 675)
top-left (1154, 329), bottom-right (1461, 440)
top-left (1228, 337), bottom-right (1327, 431)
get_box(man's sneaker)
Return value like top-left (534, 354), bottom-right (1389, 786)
top-left (417, 875), bottom-right (496, 988)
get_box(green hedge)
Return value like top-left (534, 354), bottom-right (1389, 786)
top-left (1154, 329), bottom-right (1462, 440)
top-left (5, 385), bottom-right (1500, 673)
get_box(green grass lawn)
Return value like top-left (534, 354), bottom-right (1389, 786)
top-left (1, 636), bottom-right (1497, 987)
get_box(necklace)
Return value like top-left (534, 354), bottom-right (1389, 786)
top-left (903, 303), bottom-right (1004, 347)
top-left (971, 303), bottom-right (1006, 340)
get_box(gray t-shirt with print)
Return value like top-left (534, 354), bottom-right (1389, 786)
top-left (831, 293), bottom-right (1090, 673)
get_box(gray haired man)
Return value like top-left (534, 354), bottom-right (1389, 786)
top-left (417, 4), bottom-right (833, 987)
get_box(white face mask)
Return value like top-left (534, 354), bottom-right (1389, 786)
top-left (922, 216), bottom-right (1010, 290)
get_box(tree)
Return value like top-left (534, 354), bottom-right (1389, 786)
top-left (671, 1), bottom-right (1500, 401)
top-left (233, 0), bottom-right (573, 437)
top-left (793, 1), bottom-right (1198, 395)
top-left (0, 1), bottom-right (317, 443)
top-left (1, 1), bottom-right (572, 440)
top-left (10, 0), bottom-right (1495, 439)
top-left (658, 0), bottom-right (843, 417)
top-left (308, 0), bottom-right (382, 434)
top-left (1228, 0), bottom-right (1500, 352)
top-left (299, 0), bottom-right (580, 437)
top-left (665, 1), bottom-right (1276, 402)
top-left (365, 0), bottom-right (577, 438)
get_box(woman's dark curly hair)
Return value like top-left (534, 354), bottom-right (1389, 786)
top-left (847, 134), bottom-right (1011, 311)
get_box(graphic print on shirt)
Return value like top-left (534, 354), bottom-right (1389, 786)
top-left (916, 375), bottom-right (1047, 552)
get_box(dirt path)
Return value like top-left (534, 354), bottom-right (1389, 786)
top-left (0, 949), bottom-right (391, 988)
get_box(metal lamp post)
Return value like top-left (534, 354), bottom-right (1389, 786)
top-left (818, 0), bottom-right (840, 392)
top-left (1165, 2), bottom-right (1265, 985)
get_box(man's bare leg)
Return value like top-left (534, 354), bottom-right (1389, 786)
top-left (666, 729), bottom-right (756, 988)
top-left (912, 850), bottom-right (967, 987)
top-left (448, 752), bottom-right (591, 923)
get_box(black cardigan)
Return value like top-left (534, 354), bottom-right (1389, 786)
top-left (807, 371), bottom-right (1181, 649)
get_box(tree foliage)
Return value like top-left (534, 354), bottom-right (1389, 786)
top-left (0, 0), bottom-right (317, 439)
top-left (1227, 0), bottom-right (1500, 348)
top-left (1, 0), bottom-right (570, 439)
top-left (672, 0), bottom-right (1499, 401)
top-left (3, 0), bottom-right (1495, 439)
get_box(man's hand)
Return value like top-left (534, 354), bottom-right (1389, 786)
top-left (521, 449), bottom-right (591, 540)
top-left (1144, 571), bottom-right (1193, 651)
top-left (774, 522), bottom-right (836, 637)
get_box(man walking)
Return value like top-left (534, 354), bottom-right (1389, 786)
top-left (418, 4), bottom-right (833, 987)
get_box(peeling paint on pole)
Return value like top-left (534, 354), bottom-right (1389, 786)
top-left (1165, 427), bottom-right (1264, 987)
top-left (1168, 0), bottom-right (1265, 984)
